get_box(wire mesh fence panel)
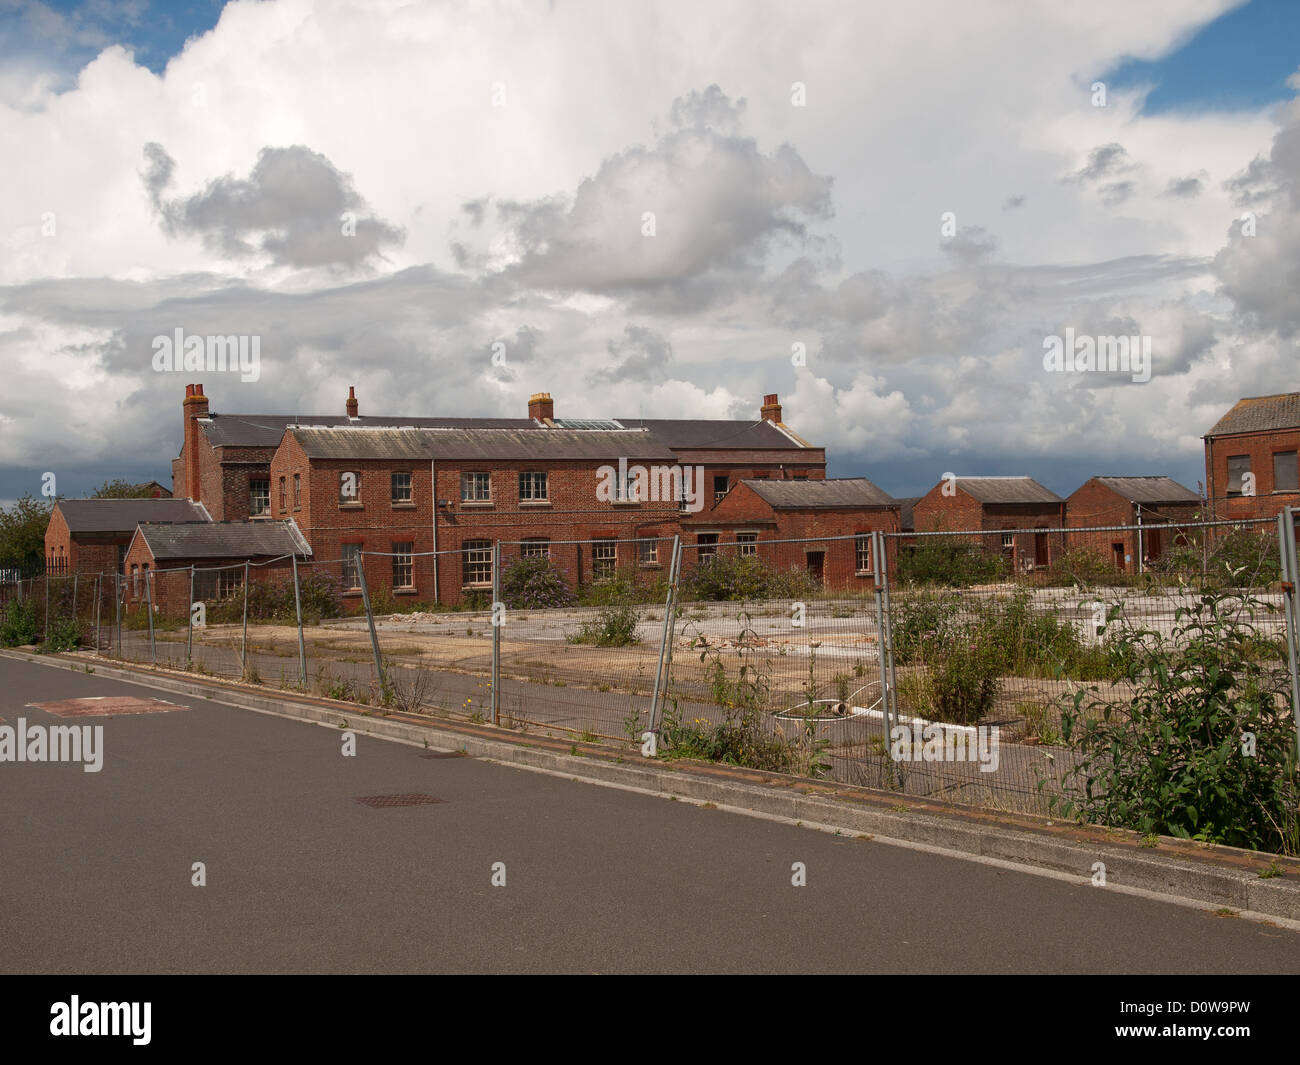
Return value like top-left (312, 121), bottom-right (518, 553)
top-left (879, 519), bottom-right (1292, 816)
top-left (488, 536), bottom-right (676, 739)
top-left (655, 536), bottom-right (891, 780)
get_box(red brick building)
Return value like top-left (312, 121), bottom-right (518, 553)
top-left (911, 476), bottom-right (1066, 572)
top-left (1065, 476), bottom-right (1201, 571)
top-left (1204, 393), bottom-right (1300, 529)
top-left (45, 498), bottom-right (209, 575)
top-left (122, 520), bottom-right (308, 613)
top-left (680, 477), bottom-right (900, 588)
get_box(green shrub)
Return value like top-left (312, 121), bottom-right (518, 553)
top-left (42, 614), bottom-right (81, 652)
top-left (567, 604), bottom-right (641, 646)
top-left (501, 557), bottom-right (576, 609)
top-left (0, 598), bottom-right (38, 646)
top-left (682, 554), bottom-right (820, 602)
top-left (926, 635), bottom-right (1001, 725)
top-left (1207, 528), bottom-right (1280, 585)
top-left (897, 539), bottom-right (1009, 587)
top-left (1045, 547), bottom-right (1116, 587)
top-left (1049, 589), bottom-right (1300, 852)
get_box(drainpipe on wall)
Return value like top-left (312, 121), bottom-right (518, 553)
top-left (431, 457), bottom-right (439, 603)
top-left (1136, 504), bottom-right (1144, 575)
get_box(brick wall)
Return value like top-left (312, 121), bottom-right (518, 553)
top-left (912, 485), bottom-right (1066, 570)
top-left (1205, 428), bottom-right (1300, 528)
top-left (1065, 479), bottom-right (1201, 571)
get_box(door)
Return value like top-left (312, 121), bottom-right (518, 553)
top-left (1112, 542), bottom-right (1125, 571)
top-left (1034, 529), bottom-right (1049, 568)
top-left (806, 551), bottom-right (825, 584)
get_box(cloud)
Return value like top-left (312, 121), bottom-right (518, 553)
top-left (144, 143), bottom-right (404, 269)
top-left (1069, 142), bottom-right (1136, 184)
top-left (589, 324), bottom-right (673, 385)
top-left (1161, 173), bottom-right (1207, 198)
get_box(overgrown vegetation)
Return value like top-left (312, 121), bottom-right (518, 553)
top-left (682, 554), bottom-right (820, 602)
top-left (1047, 590), bottom-right (1300, 854)
top-left (566, 603), bottom-right (641, 646)
top-left (896, 539), bottom-right (1009, 587)
top-left (501, 557), bottom-right (577, 609)
top-left (0, 598), bottom-right (38, 646)
top-left (206, 572), bottom-right (344, 625)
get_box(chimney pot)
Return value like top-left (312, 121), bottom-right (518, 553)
top-left (760, 393), bottom-right (782, 423)
top-left (346, 386), bottom-right (359, 418)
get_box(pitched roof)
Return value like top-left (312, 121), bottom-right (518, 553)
top-left (895, 496), bottom-right (923, 532)
top-left (200, 413), bottom-right (535, 448)
top-left (134, 520), bottom-right (310, 561)
top-left (1207, 393), bottom-right (1300, 437)
top-left (614, 418), bottom-right (808, 449)
top-left (742, 477), bottom-right (895, 509)
top-left (1090, 476), bottom-right (1200, 504)
top-left (288, 426), bottom-right (678, 462)
top-left (57, 498), bottom-right (208, 534)
top-left (954, 477), bottom-right (1063, 504)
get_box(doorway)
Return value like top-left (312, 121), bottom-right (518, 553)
top-left (805, 551), bottom-right (825, 584)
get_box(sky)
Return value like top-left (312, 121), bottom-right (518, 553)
top-left (1, 0), bottom-right (1299, 505)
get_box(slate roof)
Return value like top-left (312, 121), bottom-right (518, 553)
top-left (742, 477), bottom-right (895, 509)
top-left (1206, 393), bottom-right (1300, 437)
top-left (57, 498), bottom-right (208, 534)
top-left (1091, 476), bottom-right (1200, 504)
top-left (288, 426), bottom-right (678, 462)
top-left (614, 418), bottom-right (808, 449)
top-left (200, 413), bottom-right (535, 449)
top-left (134, 520), bottom-right (310, 561)
top-left (954, 477), bottom-right (1063, 504)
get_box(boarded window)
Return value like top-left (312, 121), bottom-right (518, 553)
top-left (1226, 455), bottom-right (1251, 495)
top-left (1273, 451), bottom-right (1298, 493)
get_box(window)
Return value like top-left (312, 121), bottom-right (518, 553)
top-left (638, 538), bottom-right (659, 565)
top-left (855, 534), bottom-right (872, 573)
top-left (1274, 451), bottom-right (1298, 493)
top-left (131, 564), bottom-right (139, 597)
top-left (697, 533), bottom-right (719, 561)
top-left (392, 543), bottom-right (413, 589)
top-left (462, 540), bottom-right (492, 585)
top-left (116, 544), bottom-right (128, 574)
top-left (521, 539), bottom-right (550, 558)
top-left (339, 471), bottom-right (361, 505)
top-left (1001, 533), bottom-right (1015, 549)
top-left (278, 476), bottom-right (287, 512)
top-left (194, 567), bottom-right (243, 601)
top-left (593, 540), bottom-right (617, 580)
top-left (519, 471), bottom-right (548, 501)
top-left (1226, 454), bottom-right (1252, 496)
top-left (341, 544), bottom-right (362, 589)
top-left (615, 468), bottom-right (637, 503)
top-left (250, 479), bottom-right (270, 516)
top-left (391, 472), bottom-right (412, 503)
top-left (293, 473), bottom-right (301, 509)
top-left (738, 532), bottom-right (758, 557)
top-left (461, 472), bottom-right (491, 502)
top-left (713, 475), bottom-right (729, 505)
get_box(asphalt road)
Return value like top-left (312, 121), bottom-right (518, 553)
top-left (3, 654), bottom-right (1300, 974)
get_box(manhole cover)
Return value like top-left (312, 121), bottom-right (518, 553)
top-left (419, 751), bottom-right (468, 759)
top-left (355, 793), bottom-right (446, 808)
top-left (28, 696), bottom-right (187, 717)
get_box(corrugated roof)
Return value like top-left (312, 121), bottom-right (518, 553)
top-left (289, 426), bottom-right (678, 461)
top-left (1207, 393), bottom-right (1300, 437)
top-left (1091, 476), bottom-right (1200, 504)
top-left (135, 520), bottom-right (310, 561)
top-left (57, 498), bottom-right (208, 534)
top-left (614, 418), bottom-right (807, 449)
top-left (201, 413), bottom-right (536, 448)
top-left (955, 477), bottom-right (1063, 504)
top-left (742, 477), bottom-right (895, 509)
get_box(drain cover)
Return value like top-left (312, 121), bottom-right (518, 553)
top-left (355, 793), bottom-right (446, 808)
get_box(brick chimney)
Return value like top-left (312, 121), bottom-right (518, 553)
top-left (183, 384), bottom-right (209, 503)
top-left (760, 393), bottom-right (782, 423)
top-left (528, 392), bottom-right (554, 423)
top-left (346, 386), bottom-right (358, 419)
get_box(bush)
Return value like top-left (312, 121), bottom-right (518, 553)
top-left (1045, 547), bottom-right (1116, 587)
top-left (897, 539), bottom-right (1009, 587)
top-left (1050, 589), bottom-right (1300, 852)
top-left (42, 614), bottom-right (81, 652)
top-left (682, 554), bottom-right (820, 602)
top-left (501, 557), bottom-right (576, 609)
top-left (567, 604), bottom-right (641, 646)
top-left (1207, 528), bottom-right (1280, 585)
top-left (207, 572), bottom-right (343, 625)
top-left (0, 598), bottom-right (37, 646)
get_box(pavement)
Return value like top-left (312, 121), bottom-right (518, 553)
top-left (4, 651), bottom-right (1300, 973)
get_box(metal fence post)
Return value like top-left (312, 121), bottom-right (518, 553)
top-left (187, 565), bottom-right (195, 664)
top-left (356, 553), bottom-right (386, 698)
top-left (878, 531), bottom-right (901, 733)
top-left (648, 535), bottom-right (681, 736)
top-left (114, 573), bottom-right (122, 657)
top-left (144, 569), bottom-right (156, 665)
top-left (491, 542), bottom-right (502, 724)
top-left (43, 573), bottom-right (49, 641)
top-left (241, 561), bottom-right (250, 676)
top-left (1279, 509), bottom-right (1300, 755)
top-left (71, 572), bottom-right (78, 630)
top-left (291, 555), bottom-right (308, 690)
top-left (92, 574), bottom-right (101, 651)
top-left (871, 530), bottom-right (891, 736)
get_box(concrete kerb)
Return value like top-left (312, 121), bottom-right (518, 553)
top-left (6, 647), bottom-right (1300, 923)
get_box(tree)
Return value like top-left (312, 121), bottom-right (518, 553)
top-left (92, 479), bottom-right (157, 499)
top-left (0, 494), bottom-right (54, 568)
